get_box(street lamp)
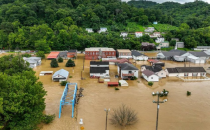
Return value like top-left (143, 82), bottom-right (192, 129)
top-left (152, 91), bottom-right (168, 130)
top-left (104, 108), bottom-right (110, 130)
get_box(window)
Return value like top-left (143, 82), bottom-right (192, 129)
top-left (109, 52), bottom-right (111, 55)
top-left (90, 52), bottom-right (92, 55)
top-left (161, 73), bottom-right (163, 75)
top-left (129, 71), bottom-right (132, 74)
top-left (113, 52), bottom-right (114, 55)
top-left (93, 52), bottom-right (95, 55)
top-left (151, 77), bottom-right (153, 79)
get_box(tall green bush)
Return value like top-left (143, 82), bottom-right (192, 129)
top-left (66, 59), bottom-right (75, 67)
top-left (58, 57), bottom-right (63, 63)
top-left (50, 59), bottom-right (59, 68)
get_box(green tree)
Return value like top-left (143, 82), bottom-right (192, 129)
top-left (35, 39), bottom-right (51, 53)
top-left (65, 59), bottom-right (75, 67)
top-left (170, 40), bottom-right (176, 46)
top-left (36, 51), bottom-right (46, 59)
top-left (50, 59), bottom-right (59, 68)
top-left (58, 57), bottom-right (63, 63)
top-left (0, 55), bottom-right (49, 129)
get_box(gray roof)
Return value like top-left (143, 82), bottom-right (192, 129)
top-left (142, 69), bottom-right (155, 77)
top-left (131, 50), bottom-right (144, 56)
top-left (68, 50), bottom-right (77, 52)
top-left (145, 65), bottom-right (162, 73)
top-left (161, 49), bottom-right (187, 56)
top-left (25, 59), bottom-right (37, 64)
top-left (53, 69), bottom-right (69, 78)
top-left (90, 67), bottom-right (109, 73)
top-left (167, 68), bottom-right (179, 73)
top-left (59, 51), bottom-right (68, 57)
top-left (118, 63), bottom-right (138, 70)
top-left (189, 52), bottom-right (208, 57)
top-left (90, 61), bottom-right (109, 65)
top-left (176, 67), bottom-right (206, 73)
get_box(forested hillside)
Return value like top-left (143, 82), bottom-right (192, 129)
top-left (0, 0), bottom-right (162, 52)
top-left (128, 1), bottom-right (210, 29)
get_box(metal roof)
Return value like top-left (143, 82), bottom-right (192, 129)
top-left (53, 69), bottom-right (69, 78)
top-left (131, 50), bottom-right (144, 56)
top-left (145, 65), bottom-right (162, 73)
top-left (118, 63), bottom-right (138, 70)
top-left (90, 61), bottom-right (109, 65)
top-left (142, 69), bottom-right (155, 77)
top-left (90, 67), bottom-right (109, 73)
top-left (166, 68), bottom-right (179, 73)
top-left (176, 67), bottom-right (206, 73)
top-left (189, 52), bottom-right (208, 57)
top-left (47, 52), bottom-right (60, 59)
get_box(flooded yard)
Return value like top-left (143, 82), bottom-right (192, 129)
top-left (30, 53), bottom-right (210, 130)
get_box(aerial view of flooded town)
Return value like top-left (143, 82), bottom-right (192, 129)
top-left (1, 0), bottom-right (210, 130)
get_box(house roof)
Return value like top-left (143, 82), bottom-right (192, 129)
top-left (53, 69), bottom-right (69, 78)
top-left (25, 59), bottom-right (37, 64)
top-left (47, 52), bottom-right (60, 59)
top-left (162, 49), bottom-right (187, 56)
top-left (142, 69), bottom-right (155, 77)
top-left (145, 65), bottom-right (162, 73)
top-left (59, 51), bottom-right (68, 57)
top-left (90, 61), bottom-right (109, 65)
top-left (68, 50), bottom-right (77, 52)
top-left (189, 52), bottom-right (208, 57)
top-left (118, 63), bottom-right (138, 70)
top-left (176, 67), bottom-right (206, 73)
top-left (131, 50), bottom-right (145, 56)
top-left (90, 67), bottom-right (109, 73)
top-left (167, 68), bottom-right (179, 73)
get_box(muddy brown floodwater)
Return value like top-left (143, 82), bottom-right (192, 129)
top-left (28, 53), bottom-right (210, 130)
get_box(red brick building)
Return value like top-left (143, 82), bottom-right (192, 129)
top-left (85, 47), bottom-right (116, 60)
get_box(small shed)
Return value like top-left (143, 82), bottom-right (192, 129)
top-left (119, 80), bottom-right (128, 86)
top-left (52, 69), bottom-right (69, 82)
top-left (40, 71), bottom-right (53, 76)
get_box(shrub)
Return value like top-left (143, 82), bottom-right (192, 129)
top-left (66, 59), bottom-right (75, 67)
top-left (118, 82), bottom-right (121, 86)
top-left (115, 87), bottom-right (120, 90)
top-left (110, 104), bottom-right (138, 128)
top-left (42, 114), bottom-right (55, 124)
top-left (60, 81), bottom-right (67, 86)
top-left (22, 53), bottom-right (31, 57)
top-left (69, 76), bottom-right (73, 78)
top-left (58, 57), bottom-right (63, 63)
top-left (148, 82), bottom-right (153, 86)
top-left (36, 51), bottom-right (45, 59)
top-left (50, 59), bottom-right (59, 68)
top-left (187, 91), bottom-right (191, 96)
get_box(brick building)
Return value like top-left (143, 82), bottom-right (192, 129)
top-left (85, 47), bottom-right (116, 60)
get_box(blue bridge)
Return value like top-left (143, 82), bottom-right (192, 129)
top-left (59, 83), bottom-right (77, 118)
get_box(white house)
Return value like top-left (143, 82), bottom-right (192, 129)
top-left (141, 65), bottom-right (166, 78)
top-left (52, 69), bottom-right (69, 82)
top-left (156, 70), bottom-right (166, 78)
top-left (153, 32), bottom-right (161, 37)
top-left (155, 37), bottom-right (165, 43)
top-left (145, 27), bottom-right (155, 33)
top-left (159, 41), bottom-right (169, 48)
top-left (118, 63), bottom-right (139, 79)
top-left (142, 69), bottom-right (159, 82)
top-left (135, 32), bottom-right (143, 38)
top-left (90, 61), bottom-right (109, 77)
top-left (98, 27), bottom-right (107, 33)
top-left (120, 32), bottom-right (128, 37)
top-left (131, 50), bottom-right (148, 61)
top-left (86, 28), bottom-right (93, 33)
top-left (176, 42), bottom-right (184, 49)
top-left (166, 67), bottom-right (206, 77)
top-left (23, 57), bottom-right (42, 68)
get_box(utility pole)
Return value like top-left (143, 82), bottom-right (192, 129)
top-left (83, 57), bottom-right (85, 71)
top-left (104, 108), bottom-right (110, 130)
top-left (152, 91), bottom-right (168, 130)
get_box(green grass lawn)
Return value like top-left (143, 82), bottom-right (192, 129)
top-left (161, 46), bottom-right (174, 51)
top-left (152, 24), bottom-right (178, 32)
top-left (177, 48), bottom-right (192, 51)
top-left (126, 22), bottom-right (145, 32)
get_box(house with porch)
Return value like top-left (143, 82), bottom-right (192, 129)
top-left (67, 50), bottom-right (77, 59)
top-left (117, 49), bottom-right (132, 59)
top-left (118, 63), bottom-right (139, 79)
top-left (142, 69), bottom-right (159, 82)
top-left (131, 50), bottom-right (148, 61)
top-left (52, 69), bottom-right (69, 82)
top-left (165, 67), bottom-right (206, 77)
top-left (141, 65), bottom-right (166, 78)
top-left (90, 61), bottom-right (109, 78)
top-left (135, 32), bottom-right (143, 38)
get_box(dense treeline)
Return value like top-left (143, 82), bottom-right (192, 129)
top-left (0, 0), bottom-right (159, 51)
top-left (128, 0), bottom-right (157, 8)
top-left (128, 1), bottom-right (210, 29)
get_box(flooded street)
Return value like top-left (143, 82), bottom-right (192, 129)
top-left (17, 53), bottom-right (210, 130)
